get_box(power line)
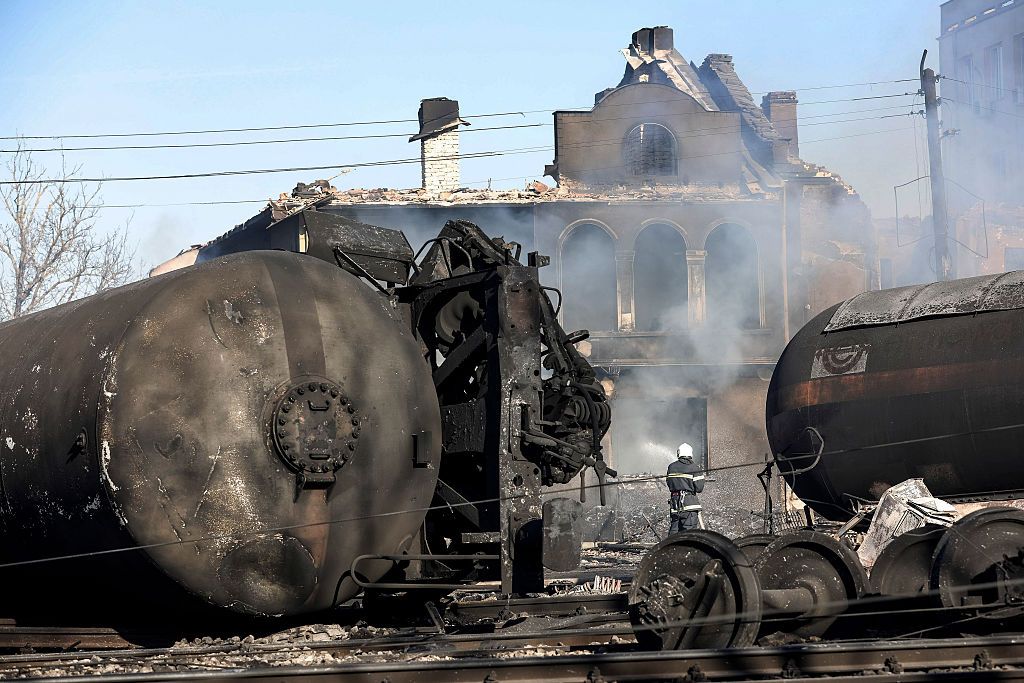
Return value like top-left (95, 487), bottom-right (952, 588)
top-left (50, 123), bottom-right (913, 200)
top-left (2, 85), bottom-right (918, 141)
top-left (943, 96), bottom-right (1024, 120)
top-left (4, 103), bottom-right (917, 154)
top-left (796, 92), bottom-right (918, 105)
top-left (940, 75), bottom-right (1013, 93)
top-left (5, 103), bottom-right (920, 155)
top-left (4, 109), bottom-right (918, 187)
top-left (746, 78), bottom-right (918, 95)
top-left (0, 110), bottom-right (531, 141)
top-left (0, 147), bottom-right (553, 185)
top-left (1, 123), bottom-right (548, 154)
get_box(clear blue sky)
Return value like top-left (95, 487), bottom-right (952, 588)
top-left (1, 1), bottom-right (940, 266)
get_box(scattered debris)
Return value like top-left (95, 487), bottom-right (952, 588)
top-left (572, 576), bottom-right (623, 594)
top-left (857, 478), bottom-right (958, 569)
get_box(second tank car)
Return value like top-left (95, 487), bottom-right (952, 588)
top-left (767, 271), bottom-right (1024, 520)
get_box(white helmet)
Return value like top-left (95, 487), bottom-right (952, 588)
top-left (676, 443), bottom-right (693, 460)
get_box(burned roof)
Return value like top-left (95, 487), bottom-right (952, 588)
top-left (614, 26), bottom-right (719, 112)
top-left (262, 180), bottom-right (771, 217)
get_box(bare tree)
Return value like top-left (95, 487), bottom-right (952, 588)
top-left (0, 141), bottom-right (135, 319)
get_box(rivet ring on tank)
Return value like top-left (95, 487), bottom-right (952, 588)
top-left (270, 376), bottom-right (359, 478)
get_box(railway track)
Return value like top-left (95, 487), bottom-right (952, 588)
top-left (8, 634), bottom-right (1024, 682)
top-left (0, 594), bottom-right (637, 679)
top-left (0, 592), bottom-right (631, 653)
top-left (6, 585), bottom-right (1024, 681)
top-left (0, 623), bottom-right (634, 672)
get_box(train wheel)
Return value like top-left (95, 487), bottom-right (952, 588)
top-left (734, 534), bottom-right (777, 562)
top-left (931, 507), bottom-right (1024, 619)
top-left (628, 530), bottom-right (761, 650)
top-left (870, 524), bottom-right (945, 597)
top-left (755, 530), bottom-right (867, 637)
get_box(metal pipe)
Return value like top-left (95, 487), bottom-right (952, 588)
top-left (761, 586), bottom-right (817, 615)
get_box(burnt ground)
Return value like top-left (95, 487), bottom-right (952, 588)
top-left (575, 473), bottom-right (772, 545)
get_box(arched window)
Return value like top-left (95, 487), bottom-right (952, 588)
top-left (634, 223), bottom-right (688, 331)
top-left (705, 224), bottom-right (760, 329)
top-left (623, 123), bottom-right (677, 176)
top-left (561, 224), bottom-right (617, 333)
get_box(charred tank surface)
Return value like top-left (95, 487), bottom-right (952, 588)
top-left (138, 213), bottom-right (612, 603)
top-left (0, 250), bottom-right (440, 619)
top-left (767, 271), bottom-right (1024, 521)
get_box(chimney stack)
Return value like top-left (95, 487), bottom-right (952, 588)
top-left (631, 26), bottom-right (673, 55)
top-left (410, 97), bottom-right (469, 193)
top-left (762, 91), bottom-right (799, 159)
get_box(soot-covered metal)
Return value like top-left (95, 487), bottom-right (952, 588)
top-left (0, 209), bottom-right (611, 621)
top-left (768, 273), bottom-right (1024, 520)
top-left (0, 249), bottom-right (441, 620)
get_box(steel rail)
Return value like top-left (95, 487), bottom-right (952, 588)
top-left (12, 634), bottom-right (1024, 682)
top-left (0, 593), bottom-right (630, 657)
top-left (0, 623), bottom-right (636, 673)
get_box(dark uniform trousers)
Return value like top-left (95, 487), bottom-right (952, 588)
top-left (667, 458), bottom-right (704, 535)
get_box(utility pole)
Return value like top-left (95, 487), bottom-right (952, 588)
top-left (921, 49), bottom-right (953, 281)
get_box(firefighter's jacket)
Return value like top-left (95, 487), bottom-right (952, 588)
top-left (667, 458), bottom-right (704, 512)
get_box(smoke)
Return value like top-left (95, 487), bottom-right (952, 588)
top-left (560, 225), bottom-right (618, 333)
top-left (876, 74), bottom-right (1024, 285)
top-left (331, 203), bottom-right (537, 263)
top-left (633, 223), bottom-right (688, 331)
top-left (314, 119), bottom-right (882, 538)
top-left (641, 440), bottom-right (674, 461)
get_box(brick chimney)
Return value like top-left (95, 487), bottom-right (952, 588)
top-left (410, 97), bottom-right (469, 193)
top-left (762, 91), bottom-right (799, 159)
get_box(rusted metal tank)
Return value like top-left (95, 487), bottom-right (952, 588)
top-left (767, 272), bottom-right (1024, 521)
top-left (0, 250), bottom-right (440, 619)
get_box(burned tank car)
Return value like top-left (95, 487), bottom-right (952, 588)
top-left (767, 271), bottom-right (1024, 521)
top-left (0, 250), bottom-right (440, 620)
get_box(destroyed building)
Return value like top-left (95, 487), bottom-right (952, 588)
top-left (941, 0), bottom-right (1024, 279)
top-left (881, 0), bottom-right (1024, 286)
top-left (169, 27), bottom-right (876, 530)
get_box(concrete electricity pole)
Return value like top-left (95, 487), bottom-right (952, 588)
top-left (921, 49), bottom-right (953, 281)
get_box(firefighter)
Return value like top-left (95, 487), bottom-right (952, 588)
top-left (667, 442), bottom-right (704, 535)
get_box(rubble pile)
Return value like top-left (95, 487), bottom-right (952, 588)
top-left (266, 179), bottom-right (755, 219)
